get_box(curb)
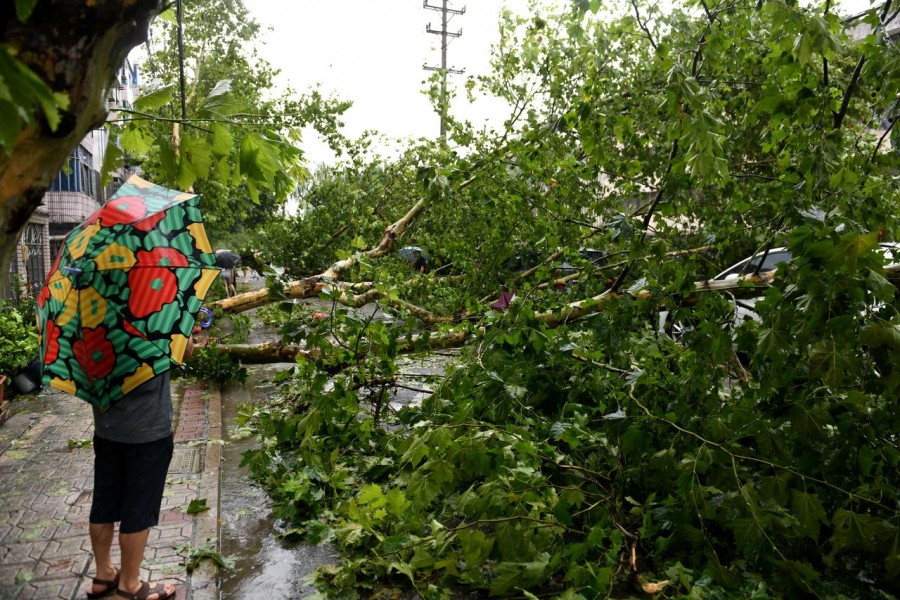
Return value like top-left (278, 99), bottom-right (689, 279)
top-left (186, 384), bottom-right (222, 600)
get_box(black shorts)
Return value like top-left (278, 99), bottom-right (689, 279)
top-left (90, 434), bottom-right (174, 534)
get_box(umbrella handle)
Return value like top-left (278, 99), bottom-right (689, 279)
top-left (198, 307), bottom-right (213, 329)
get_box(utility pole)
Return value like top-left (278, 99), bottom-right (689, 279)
top-left (423, 0), bottom-right (465, 142)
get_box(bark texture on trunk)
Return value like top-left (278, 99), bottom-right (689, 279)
top-left (219, 342), bottom-right (316, 364)
top-left (0, 0), bottom-right (165, 288)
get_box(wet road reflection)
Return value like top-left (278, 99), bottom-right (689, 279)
top-left (218, 364), bottom-right (335, 599)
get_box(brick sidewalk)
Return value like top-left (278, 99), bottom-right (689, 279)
top-left (0, 380), bottom-right (222, 600)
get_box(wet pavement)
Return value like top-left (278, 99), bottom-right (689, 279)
top-left (0, 269), bottom-right (456, 599)
top-left (0, 380), bottom-right (222, 600)
top-left (217, 364), bottom-right (336, 600)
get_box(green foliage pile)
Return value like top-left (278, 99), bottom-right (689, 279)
top-left (245, 233), bottom-right (899, 597)
top-left (258, 161), bottom-right (412, 277)
top-left (0, 301), bottom-right (38, 378)
top-left (235, 0), bottom-right (900, 597)
top-left (177, 345), bottom-right (247, 387)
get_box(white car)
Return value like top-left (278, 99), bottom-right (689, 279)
top-left (661, 242), bottom-right (900, 336)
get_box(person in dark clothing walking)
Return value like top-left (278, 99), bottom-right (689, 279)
top-left (214, 249), bottom-right (241, 298)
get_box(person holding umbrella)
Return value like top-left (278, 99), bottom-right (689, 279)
top-left (36, 176), bottom-right (220, 600)
top-left (214, 248), bottom-right (241, 298)
top-left (85, 347), bottom-right (192, 600)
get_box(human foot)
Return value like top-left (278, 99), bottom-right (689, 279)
top-left (86, 567), bottom-right (119, 599)
top-left (115, 581), bottom-right (176, 600)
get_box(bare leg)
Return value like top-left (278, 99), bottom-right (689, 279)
top-left (89, 522), bottom-right (117, 594)
top-left (117, 529), bottom-right (175, 599)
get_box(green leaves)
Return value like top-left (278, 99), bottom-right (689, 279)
top-left (829, 509), bottom-right (893, 557)
top-left (792, 14), bottom-right (841, 66)
top-left (488, 554), bottom-right (550, 596)
top-left (456, 529), bottom-right (493, 567)
top-left (790, 491), bottom-right (827, 540)
top-left (808, 336), bottom-right (856, 387)
top-left (239, 133), bottom-right (279, 198)
top-left (183, 498), bottom-right (210, 514)
top-left (0, 303), bottom-right (39, 377)
top-left (0, 46), bottom-right (69, 153)
top-left (14, 0), bottom-right (38, 22)
top-left (131, 85), bottom-right (175, 112)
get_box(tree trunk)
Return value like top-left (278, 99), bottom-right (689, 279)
top-left (217, 341), bottom-right (317, 364)
top-left (0, 1), bottom-right (165, 289)
top-left (212, 199), bottom-right (426, 314)
top-left (218, 329), bottom-right (472, 365)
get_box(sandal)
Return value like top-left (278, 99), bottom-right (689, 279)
top-left (86, 569), bottom-right (119, 599)
top-left (115, 581), bottom-right (176, 600)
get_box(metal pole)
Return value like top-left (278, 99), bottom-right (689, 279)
top-left (440, 0), bottom-right (448, 141)
top-left (424, 0), bottom-right (464, 142)
top-left (176, 0), bottom-right (187, 121)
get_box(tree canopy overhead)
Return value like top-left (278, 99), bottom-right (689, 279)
top-left (119, 0), bottom-right (353, 241)
top-left (0, 0), bottom-right (165, 288)
top-left (0, 0), bottom-right (353, 278)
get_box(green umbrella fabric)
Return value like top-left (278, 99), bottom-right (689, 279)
top-left (36, 175), bottom-right (219, 410)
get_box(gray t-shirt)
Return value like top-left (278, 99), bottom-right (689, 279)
top-left (92, 372), bottom-right (173, 443)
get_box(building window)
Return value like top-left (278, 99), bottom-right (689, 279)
top-left (19, 223), bottom-right (45, 296)
top-left (50, 146), bottom-right (95, 198)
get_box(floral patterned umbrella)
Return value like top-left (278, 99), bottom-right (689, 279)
top-left (36, 175), bottom-right (219, 410)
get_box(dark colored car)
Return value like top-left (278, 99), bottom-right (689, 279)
top-left (503, 248), bottom-right (608, 288)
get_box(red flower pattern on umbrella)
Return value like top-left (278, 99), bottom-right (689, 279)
top-left (128, 268), bottom-right (178, 319)
top-left (99, 196), bottom-right (148, 226)
top-left (128, 248), bottom-right (191, 318)
top-left (133, 211), bottom-right (167, 232)
top-left (43, 319), bottom-right (62, 363)
top-left (36, 175), bottom-right (219, 409)
top-left (138, 248), bottom-right (189, 268)
top-left (37, 284), bottom-right (50, 309)
top-left (72, 327), bottom-right (116, 381)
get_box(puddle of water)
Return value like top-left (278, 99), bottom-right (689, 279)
top-left (218, 364), bottom-right (335, 599)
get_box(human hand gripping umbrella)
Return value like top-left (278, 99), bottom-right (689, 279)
top-left (35, 175), bottom-right (220, 411)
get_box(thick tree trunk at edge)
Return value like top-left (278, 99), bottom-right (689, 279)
top-left (0, 1), bottom-right (165, 289)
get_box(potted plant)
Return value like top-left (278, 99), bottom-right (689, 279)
top-left (0, 304), bottom-right (39, 422)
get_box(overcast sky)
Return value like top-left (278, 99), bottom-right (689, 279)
top-left (244, 0), bottom-right (537, 165)
top-left (242, 0), bottom-right (878, 166)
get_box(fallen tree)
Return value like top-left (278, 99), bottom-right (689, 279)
top-left (214, 268), bottom-right (781, 363)
top-left (210, 4), bottom-right (900, 588)
top-left (212, 199), bottom-right (426, 313)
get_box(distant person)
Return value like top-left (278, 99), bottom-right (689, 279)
top-left (412, 249), bottom-right (427, 274)
top-left (214, 249), bottom-right (241, 298)
top-left (239, 248), bottom-right (264, 283)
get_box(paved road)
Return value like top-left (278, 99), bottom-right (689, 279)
top-left (0, 381), bottom-right (222, 600)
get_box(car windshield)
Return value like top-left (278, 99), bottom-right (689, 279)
top-left (715, 250), bottom-right (792, 280)
top-left (714, 242), bottom-right (900, 281)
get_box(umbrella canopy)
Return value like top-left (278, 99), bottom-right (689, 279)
top-left (214, 249), bottom-right (241, 269)
top-left (36, 175), bottom-right (219, 410)
top-left (397, 246), bottom-right (428, 261)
